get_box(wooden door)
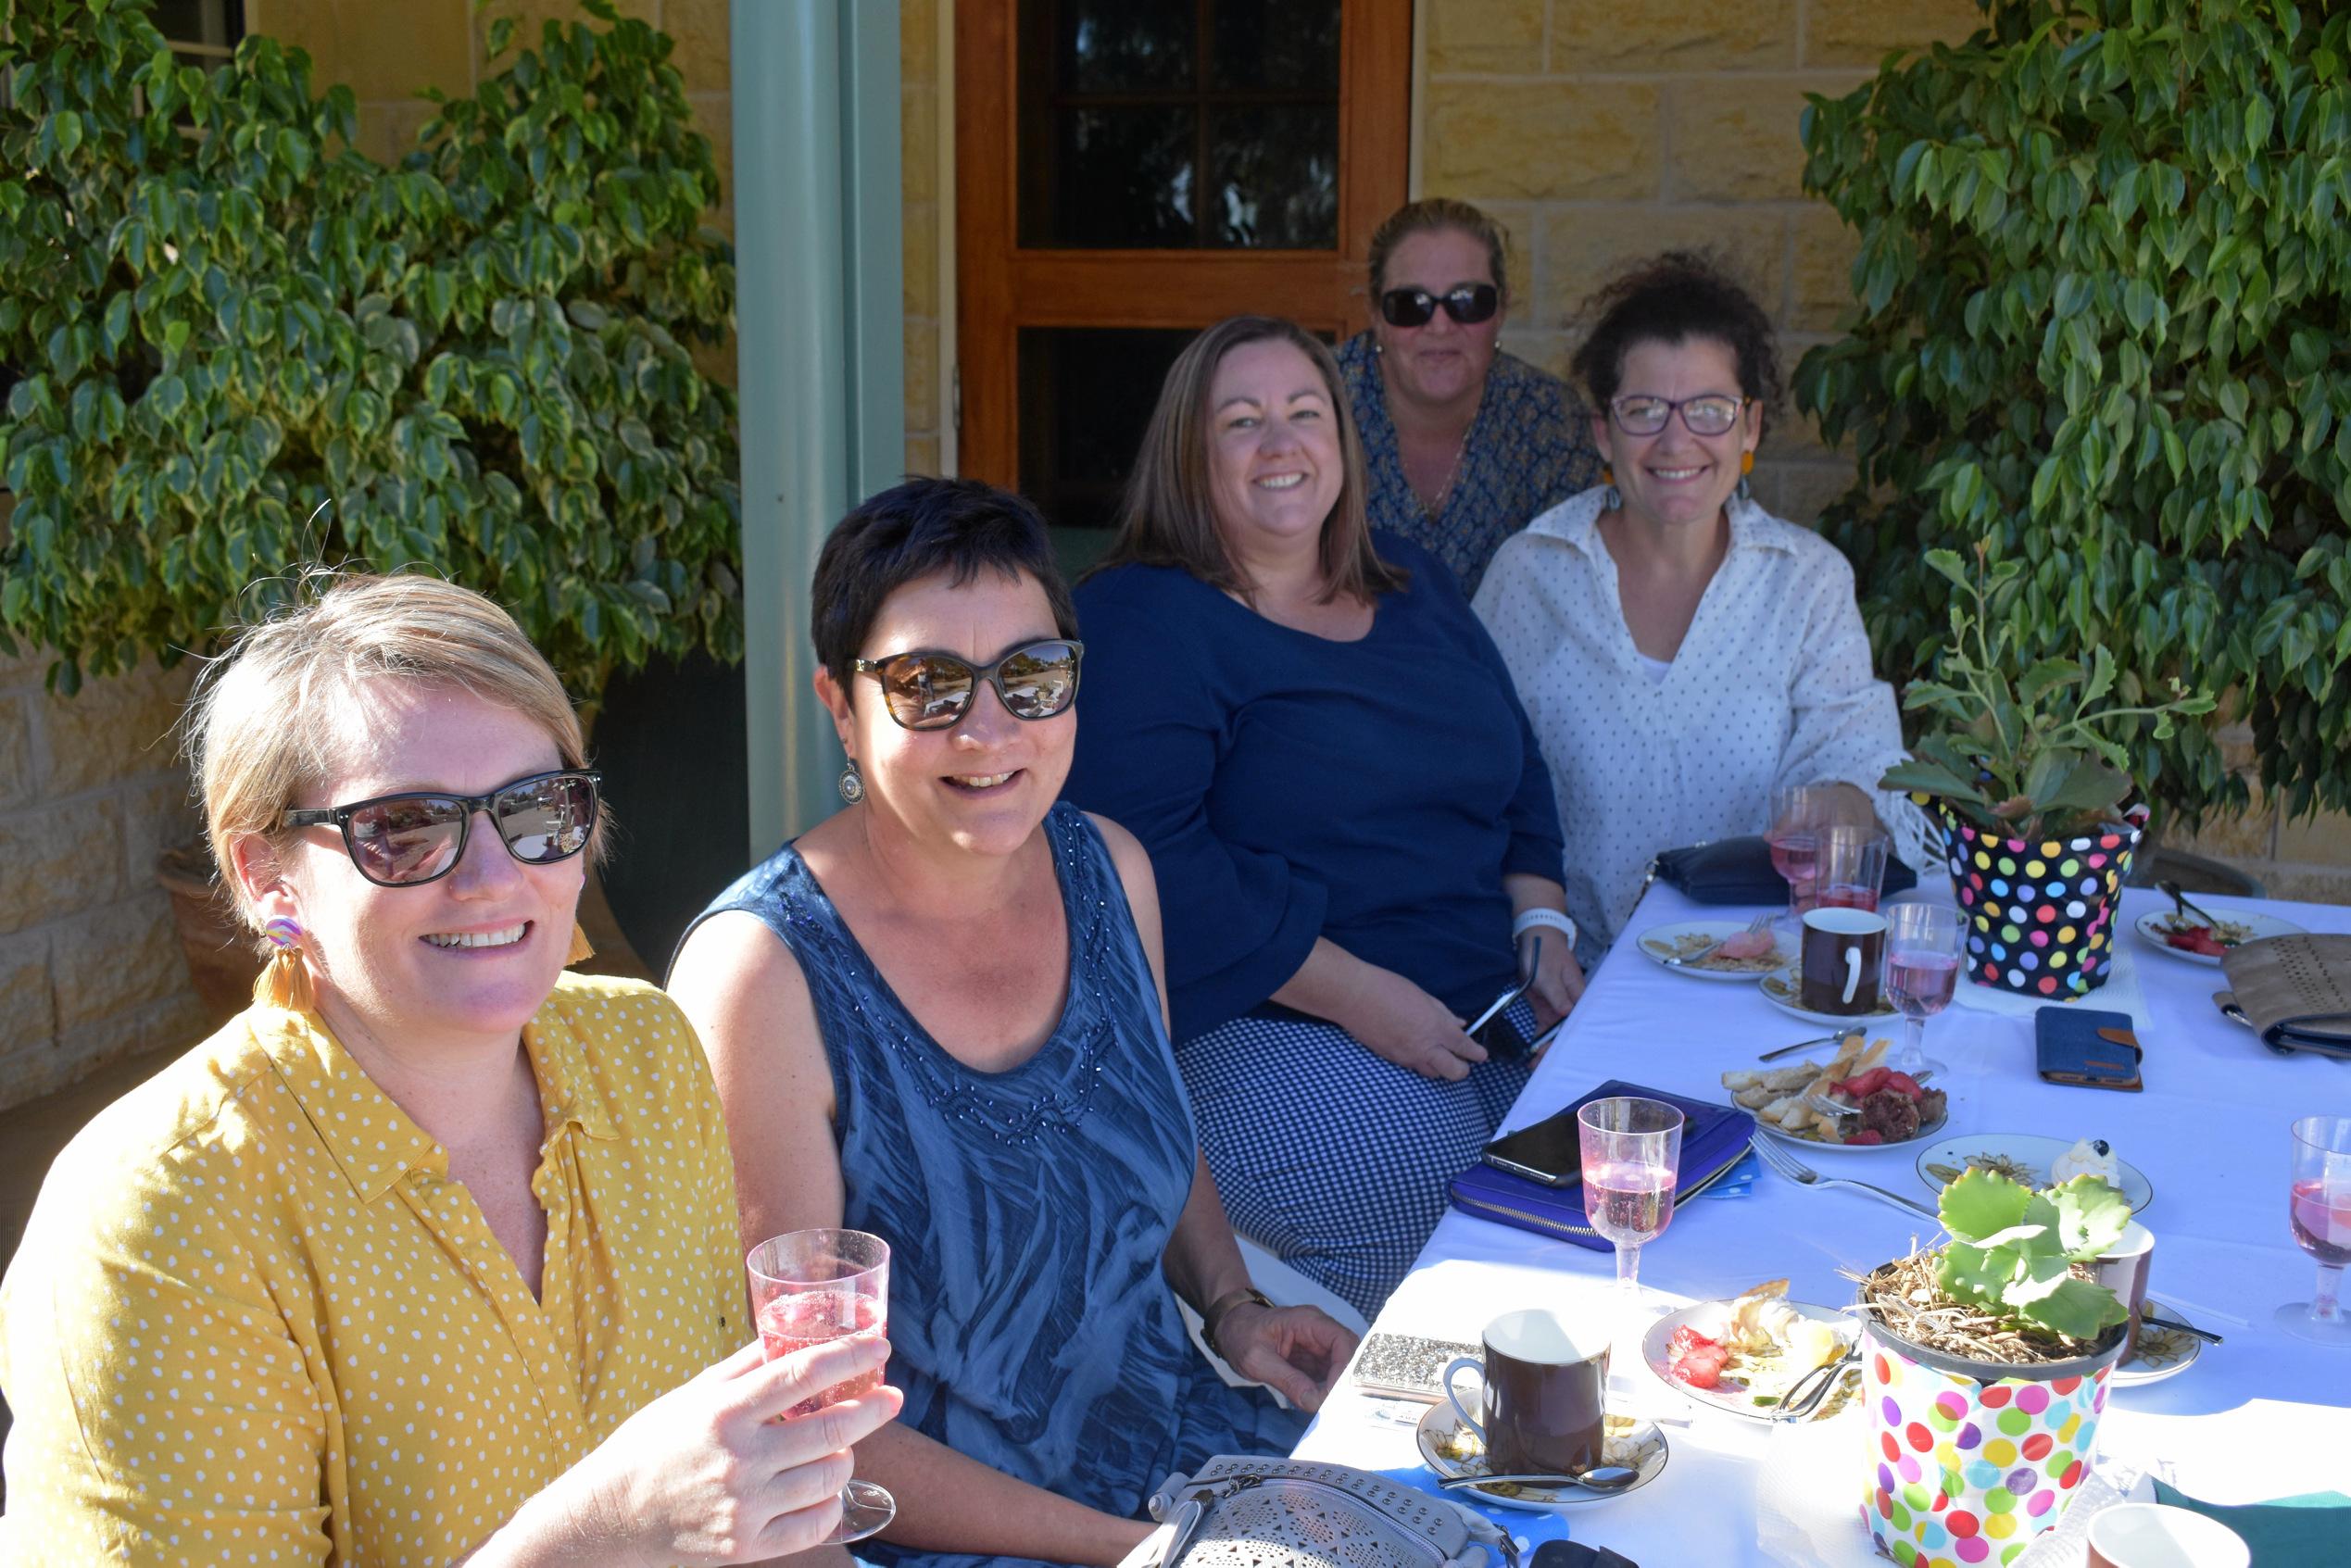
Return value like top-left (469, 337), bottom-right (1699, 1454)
top-left (955, 0), bottom-right (1411, 549)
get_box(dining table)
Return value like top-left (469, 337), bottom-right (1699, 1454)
top-left (1290, 881), bottom-right (2351, 1565)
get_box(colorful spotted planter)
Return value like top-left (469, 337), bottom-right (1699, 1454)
top-left (1859, 1313), bottom-right (2128, 1567)
top-left (1928, 799), bottom-right (2147, 999)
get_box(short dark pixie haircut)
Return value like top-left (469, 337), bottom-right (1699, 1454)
top-left (810, 476), bottom-right (1078, 693)
top-left (1570, 250), bottom-right (1784, 420)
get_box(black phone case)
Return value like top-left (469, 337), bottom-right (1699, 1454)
top-left (2034, 1007), bottom-right (2144, 1091)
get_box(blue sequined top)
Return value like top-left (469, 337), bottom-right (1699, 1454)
top-left (1339, 332), bottom-right (1602, 597)
top-left (688, 804), bottom-right (1301, 1568)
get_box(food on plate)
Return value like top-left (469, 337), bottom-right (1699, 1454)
top-left (1720, 1035), bottom-right (1946, 1145)
top-left (2050, 1136), bottom-right (2119, 1185)
top-left (1644, 928), bottom-right (1781, 973)
top-left (1664, 1280), bottom-right (1854, 1414)
top-left (2151, 911), bottom-right (2251, 953)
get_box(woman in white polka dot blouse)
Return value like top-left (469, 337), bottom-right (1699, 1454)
top-left (1473, 254), bottom-right (1931, 956)
top-left (0, 575), bottom-right (895, 1566)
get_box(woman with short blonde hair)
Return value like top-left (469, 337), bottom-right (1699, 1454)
top-left (1, 571), bottom-right (896, 1566)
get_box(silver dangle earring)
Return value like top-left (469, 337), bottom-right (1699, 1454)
top-left (1734, 472), bottom-right (1753, 503)
top-left (838, 759), bottom-right (864, 805)
top-left (1602, 464), bottom-right (1622, 511)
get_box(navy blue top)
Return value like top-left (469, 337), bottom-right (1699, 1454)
top-left (1339, 332), bottom-right (1602, 598)
top-left (689, 805), bottom-right (1301, 1568)
top-left (1063, 533), bottom-right (1566, 1043)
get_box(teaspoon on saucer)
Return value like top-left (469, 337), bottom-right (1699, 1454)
top-left (1439, 1465), bottom-right (1641, 1494)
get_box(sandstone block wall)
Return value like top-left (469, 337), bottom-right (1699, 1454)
top-left (0, 645), bottom-right (209, 1113)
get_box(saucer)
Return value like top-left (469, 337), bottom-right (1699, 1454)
top-left (1914, 1133), bottom-right (2154, 1213)
top-left (2110, 1299), bottom-right (2202, 1386)
top-left (1414, 1400), bottom-right (1667, 1511)
top-left (1758, 965), bottom-right (1900, 1026)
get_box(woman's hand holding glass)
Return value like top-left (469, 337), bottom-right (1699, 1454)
top-left (1209, 1300), bottom-right (1362, 1412)
top-left (548, 1336), bottom-right (901, 1567)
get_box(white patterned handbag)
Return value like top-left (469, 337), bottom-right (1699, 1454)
top-left (1115, 1456), bottom-right (1521, 1568)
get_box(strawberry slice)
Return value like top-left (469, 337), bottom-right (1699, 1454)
top-left (1844, 1066), bottom-right (1892, 1098)
top-left (1843, 1128), bottom-right (1886, 1146)
top-left (1667, 1326), bottom-right (1721, 1359)
top-left (2166, 925), bottom-right (2229, 957)
top-left (1882, 1070), bottom-right (1924, 1099)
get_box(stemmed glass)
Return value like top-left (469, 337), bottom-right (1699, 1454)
top-left (1578, 1097), bottom-right (1684, 1315)
top-left (1883, 900), bottom-right (1963, 1078)
top-left (2278, 1116), bottom-right (2351, 1345)
top-left (747, 1229), bottom-right (899, 1541)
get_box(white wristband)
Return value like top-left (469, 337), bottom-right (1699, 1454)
top-left (1512, 908), bottom-right (1578, 947)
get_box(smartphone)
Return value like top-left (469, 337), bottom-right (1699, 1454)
top-left (1465, 932), bottom-right (1541, 1048)
top-left (1465, 972), bottom-right (1532, 1040)
top-left (1480, 1101), bottom-right (1585, 1186)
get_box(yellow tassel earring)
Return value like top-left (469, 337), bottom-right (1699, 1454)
top-left (254, 916), bottom-right (318, 1013)
top-left (566, 922), bottom-right (596, 966)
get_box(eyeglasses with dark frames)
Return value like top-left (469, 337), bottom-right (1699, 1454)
top-left (1378, 282), bottom-right (1501, 329)
top-left (1607, 394), bottom-right (1751, 438)
top-left (851, 639), bottom-right (1084, 732)
top-left (283, 770), bottom-right (601, 887)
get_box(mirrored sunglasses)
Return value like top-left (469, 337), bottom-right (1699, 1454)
top-left (283, 770), bottom-right (600, 887)
top-left (1378, 282), bottom-right (1500, 329)
top-left (1608, 394), bottom-right (1748, 437)
top-left (852, 639), bottom-right (1084, 732)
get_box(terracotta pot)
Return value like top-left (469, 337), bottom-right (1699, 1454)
top-left (1929, 800), bottom-right (2147, 999)
top-left (1859, 1309), bottom-right (2129, 1566)
top-left (154, 841), bottom-right (258, 1027)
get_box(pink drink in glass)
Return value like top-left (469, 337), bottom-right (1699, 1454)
top-left (1886, 948), bottom-right (1960, 1019)
top-left (1816, 883), bottom-right (1880, 913)
top-left (758, 1290), bottom-right (888, 1416)
top-left (1769, 833), bottom-right (1819, 911)
top-left (2291, 1177), bottom-right (2351, 1267)
top-left (1582, 1161), bottom-right (1678, 1246)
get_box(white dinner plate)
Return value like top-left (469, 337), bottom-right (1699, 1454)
top-left (1757, 965), bottom-right (1901, 1026)
top-left (1913, 1133), bottom-right (2155, 1212)
top-left (2111, 1299), bottom-right (2202, 1387)
top-left (1636, 921), bottom-right (1791, 982)
top-left (1641, 1299), bottom-right (1860, 1423)
top-left (2132, 907), bottom-right (2307, 968)
top-left (1414, 1399), bottom-right (1668, 1511)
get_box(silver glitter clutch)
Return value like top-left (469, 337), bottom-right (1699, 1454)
top-left (1125, 1456), bottom-right (1520, 1568)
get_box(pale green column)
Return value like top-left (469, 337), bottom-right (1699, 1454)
top-left (733, 0), bottom-right (904, 859)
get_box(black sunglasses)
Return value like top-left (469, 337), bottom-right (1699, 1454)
top-left (283, 770), bottom-right (601, 887)
top-left (852, 639), bottom-right (1084, 731)
top-left (1378, 282), bottom-right (1500, 329)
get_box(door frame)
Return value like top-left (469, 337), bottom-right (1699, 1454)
top-left (952, 1), bottom-right (1412, 489)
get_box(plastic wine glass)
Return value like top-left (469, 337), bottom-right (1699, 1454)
top-left (1882, 900), bottom-right (1963, 1078)
top-left (2278, 1116), bottom-right (2351, 1346)
top-left (1766, 784), bottom-right (1838, 927)
top-left (1578, 1097), bottom-right (1684, 1315)
top-left (747, 1229), bottom-right (899, 1541)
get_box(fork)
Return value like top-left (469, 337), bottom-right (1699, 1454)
top-left (1749, 1135), bottom-right (1942, 1223)
top-left (1776, 1347), bottom-right (1860, 1422)
top-left (1666, 910), bottom-right (1777, 968)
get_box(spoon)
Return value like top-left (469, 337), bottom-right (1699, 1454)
top-left (1440, 1465), bottom-right (1641, 1494)
top-left (2157, 878), bottom-right (2223, 931)
top-left (2139, 1311), bottom-right (2224, 1346)
top-left (1759, 1026), bottom-right (1863, 1063)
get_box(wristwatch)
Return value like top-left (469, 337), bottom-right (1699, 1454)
top-left (1513, 907), bottom-right (1578, 949)
top-left (1201, 1285), bottom-right (1274, 1363)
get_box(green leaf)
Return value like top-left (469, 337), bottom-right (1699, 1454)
top-left (2049, 1175), bottom-right (2132, 1260)
top-left (1940, 1169), bottom-right (2034, 1243)
top-left (2034, 1277), bottom-right (2130, 1341)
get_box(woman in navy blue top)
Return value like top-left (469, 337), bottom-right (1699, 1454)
top-left (672, 479), bottom-right (1352, 1568)
top-left (1063, 316), bottom-right (1585, 1315)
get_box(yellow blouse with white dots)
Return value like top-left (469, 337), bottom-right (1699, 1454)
top-left (0, 973), bottom-right (748, 1565)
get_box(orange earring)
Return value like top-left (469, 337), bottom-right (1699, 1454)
top-left (566, 922), bottom-right (596, 965)
top-left (1741, 451), bottom-right (1754, 475)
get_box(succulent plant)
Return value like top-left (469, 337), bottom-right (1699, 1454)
top-left (1933, 1168), bottom-right (2131, 1343)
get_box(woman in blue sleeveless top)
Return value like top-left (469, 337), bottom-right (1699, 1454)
top-left (671, 479), bottom-right (1354, 1568)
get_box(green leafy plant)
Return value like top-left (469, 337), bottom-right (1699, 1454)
top-left (1880, 546), bottom-right (2215, 838)
top-left (0, 0), bottom-right (740, 701)
top-left (1933, 1168), bottom-right (2131, 1344)
top-left (1796, 0), bottom-right (2351, 828)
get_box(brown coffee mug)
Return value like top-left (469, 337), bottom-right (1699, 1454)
top-left (2085, 1502), bottom-right (2248, 1568)
top-left (1801, 907), bottom-right (1888, 1015)
top-left (2090, 1221), bottom-right (2155, 1360)
top-left (1441, 1308), bottom-right (1609, 1476)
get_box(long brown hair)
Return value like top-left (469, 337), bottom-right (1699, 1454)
top-left (1095, 315), bottom-right (1407, 606)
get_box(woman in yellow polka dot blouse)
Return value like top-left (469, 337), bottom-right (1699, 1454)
top-left (0, 574), bottom-right (898, 1566)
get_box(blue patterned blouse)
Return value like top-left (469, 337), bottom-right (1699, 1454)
top-left (689, 804), bottom-right (1301, 1568)
top-left (1338, 332), bottom-right (1602, 597)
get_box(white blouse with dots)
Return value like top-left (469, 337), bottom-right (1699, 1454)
top-left (1474, 484), bottom-right (1933, 950)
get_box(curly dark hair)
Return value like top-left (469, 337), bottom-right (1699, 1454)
top-left (1569, 251), bottom-right (1783, 420)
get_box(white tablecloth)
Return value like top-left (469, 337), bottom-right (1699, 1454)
top-left (1292, 884), bottom-right (2351, 1564)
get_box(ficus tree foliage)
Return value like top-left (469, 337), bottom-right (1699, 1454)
top-left (1797, 0), bottom-right (2351, 826)
top-left (0, 0), bottom-right (740, 701)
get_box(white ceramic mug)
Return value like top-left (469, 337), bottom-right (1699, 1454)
top-left (2085, 1502), bottom-right (2249, 1568)
top-left (2090, 1221), bottom-right (2156, 1359)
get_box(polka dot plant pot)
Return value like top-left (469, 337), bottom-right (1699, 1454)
top-left (1926, 798), bottom-right (2147, 999)
top-left (1859, 1314), bottom-right (2127, 1567)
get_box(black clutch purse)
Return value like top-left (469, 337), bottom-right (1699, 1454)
top-left (1649, 834), bottom-right (1917, 905)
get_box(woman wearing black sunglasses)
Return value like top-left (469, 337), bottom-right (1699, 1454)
top-left (671, 478), bottom-right (1354, 1568)
top-left (1336, 197), bottom-right (1603, 596)
top-left (0, 573), bottom-right (895, 1565)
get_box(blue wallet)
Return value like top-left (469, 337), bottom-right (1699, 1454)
top-left (2034, 1006), bottom-right (2144, 1091)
